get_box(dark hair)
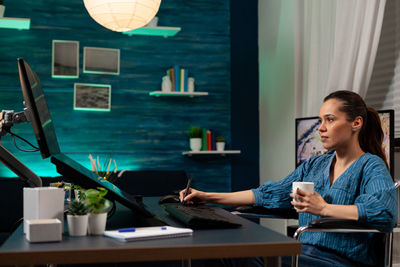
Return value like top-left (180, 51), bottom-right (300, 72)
top-left (323, 90), bottom-right (387, 168)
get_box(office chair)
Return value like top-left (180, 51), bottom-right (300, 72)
top-left (234, 181), bottom-right (399, 267)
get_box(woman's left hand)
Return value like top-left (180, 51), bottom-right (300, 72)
top-left (290, 188), bottom-right (328, 216)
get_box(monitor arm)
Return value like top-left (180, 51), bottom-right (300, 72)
top-left (0, 108), bottom-right (42, 187)
top-left (0, 108), bottom-right (30, 136)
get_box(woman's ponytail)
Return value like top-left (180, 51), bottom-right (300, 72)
top-left (359, 107), bottom-right (388, 169)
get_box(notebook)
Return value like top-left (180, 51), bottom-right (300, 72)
top-left (104, 226), bottom-right (193, 242)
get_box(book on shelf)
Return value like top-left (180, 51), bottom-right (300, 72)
top-left (202, 129), bottom-right (207, 151)
top-left (210, 129), bottom-right (216, 150)
top-left (173, 65), bottom-right (180, 92)
top-left (167, 68), bottom-right (175, 92)
top-left (180, 68), bottom-right (185, 92)
top-left (206, 130), bottom-right (212, 151)
top-left (183, 69), bottom-right (188, 92)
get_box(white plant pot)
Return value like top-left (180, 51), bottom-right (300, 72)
top-left (216, 142), bottom-right (226, 151)
top-left (88, 212), bottom-right (107, 235)
top-left (190, 138), bottom-right (202, 151)
top-left (0, 5), bottom-right (5, 18)
top-left (67, 214), bottom-right (88, 236)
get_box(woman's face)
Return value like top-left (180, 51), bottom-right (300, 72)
top-left (318, 99), bottom-right (358, 150)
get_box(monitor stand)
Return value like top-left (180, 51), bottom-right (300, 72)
top-left (0, 139), bottom-right (42, 187)
top-left (0, 109), bottom-right (42, 187)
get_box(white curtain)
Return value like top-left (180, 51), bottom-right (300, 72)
top-left (294, 0), bottom-right (387, 117)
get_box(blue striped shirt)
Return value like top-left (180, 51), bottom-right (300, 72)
top-left (252, 151), bottom-right (397, 265)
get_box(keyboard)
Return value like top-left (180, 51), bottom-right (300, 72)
top-left (163, 203), bottom-right (242, 229)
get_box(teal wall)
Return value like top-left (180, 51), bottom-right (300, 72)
top-left (0, 0), bottom-right (234, 192)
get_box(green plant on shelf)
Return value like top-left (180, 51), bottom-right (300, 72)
top-left (187, 126), bottom-right (202, 138)
top-left (215, 136), bottom-right (226, 143)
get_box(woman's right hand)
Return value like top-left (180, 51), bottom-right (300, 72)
top-left (179, 188), bottom-right (208, 204)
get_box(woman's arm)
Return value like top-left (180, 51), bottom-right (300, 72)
top-left (179, 188), bottom-right (255, 206)
top-left (291, 189), bottom-right (358, 220)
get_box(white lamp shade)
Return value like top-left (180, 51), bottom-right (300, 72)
top-left (83, 0), bottom-right (161, 32)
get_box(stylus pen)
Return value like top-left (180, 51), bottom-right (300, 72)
top-left (183, 174), bottom-right (193, 202)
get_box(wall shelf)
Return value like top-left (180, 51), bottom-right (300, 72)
top-left (122, 26), bottom-right (181, 37)
top-left (0, 17), bottom-right (30, 30)
top-left (149, 91), bottom-right (208, 97)
top-left (182, 150), bottom-right (241, 156)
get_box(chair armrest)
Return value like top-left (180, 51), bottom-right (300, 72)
top-left (309, 218), bottom-right (372, 230)
top-left (233, 206), bottom-right (298, 219)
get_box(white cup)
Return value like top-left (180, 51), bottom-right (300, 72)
top-left (292, 182), bottom-right (314, 210)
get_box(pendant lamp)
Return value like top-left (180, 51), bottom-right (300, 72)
top-left (83, 0), bottom-right (161, 32)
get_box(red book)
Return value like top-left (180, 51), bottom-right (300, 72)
top-left (206, 130), bottom-right (212, 151)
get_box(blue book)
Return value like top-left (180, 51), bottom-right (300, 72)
top-left (173, 65), bottom-right (180, 92)
top-left (210, 129), bottom-right (216, 150)
top-left (183, 69), bottom-right (188, 92)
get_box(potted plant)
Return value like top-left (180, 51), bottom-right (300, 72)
top-left (88, 154), bottom-right (129, 184)
top-left (215, 136), bottom-right (226, 151)
top-left (66, 200), bottom-right (90, 236)
top-left (187, 126), bottom-right (202, 151)
top-left (0, 0), bottom-right (5, 18)
top-left (85, 187), bottom-right (111, 235)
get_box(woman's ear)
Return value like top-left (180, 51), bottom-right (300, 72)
top-left (352, 116), bottom-right (363, 132)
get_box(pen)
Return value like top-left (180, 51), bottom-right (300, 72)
top-left (118, 228), bottom-right (136, 232)
top-left (183, 174), bottom-right (193, 203)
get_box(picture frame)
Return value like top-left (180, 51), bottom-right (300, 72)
top-left (83, 47), bottom-right (120, 75)
top-left (73, 83), bottom-right (111, 111)
top-left (52, 40), bottom-right (79, 78)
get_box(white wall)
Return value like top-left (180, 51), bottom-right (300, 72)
top-left (259, 0), bottom-right (296, 185)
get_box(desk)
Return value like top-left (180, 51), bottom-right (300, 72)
top-left (0, 197), bottom-right (301, 266)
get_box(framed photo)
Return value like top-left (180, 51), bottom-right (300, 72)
top-left (74, 83), bottom-right (111, 111)
top-left (52, 40), bottom-right (79, 78)
top-left (83, 47), bottom-right (120, 75)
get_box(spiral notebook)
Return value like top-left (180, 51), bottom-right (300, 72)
top-left (104, 226), bottom-right (193, 242)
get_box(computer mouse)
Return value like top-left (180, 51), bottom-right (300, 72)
top-left (159, 194), bottom-right (181, 204)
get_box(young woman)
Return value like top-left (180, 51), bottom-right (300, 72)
top-left (181, 90), bottom-right (398, 266)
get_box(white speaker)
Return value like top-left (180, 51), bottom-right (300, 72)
top-left (23, 187), bottom-right (65, 234)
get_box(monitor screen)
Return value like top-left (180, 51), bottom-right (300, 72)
top-left (18, 58), bottom-right (60, 159)
top-left (295, 110), bottom-right (394, 177)
top-left (17, 58), bottom-right (153, 217)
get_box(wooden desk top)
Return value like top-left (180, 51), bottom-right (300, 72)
top-left (0, 197), bottom-right (301, 265)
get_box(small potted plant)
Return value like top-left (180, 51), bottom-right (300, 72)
top-left (215, 136), bottom-right (226, 151)
top-left (187, 126), bottom-right (202, 151)
top-left (85, 187), bottom-right (111, 235)
top-left (88, 154), bottom-right (129, 184)
top-left (66, 200), bottom-right (90, 236)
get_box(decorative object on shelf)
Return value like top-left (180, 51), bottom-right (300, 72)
top-left (52, 40), bottom-right (79, 78)
top-left (188, 77), bottom-right (195, 93)
top-left (85, 187), bottom-right (111, 235)
top-left (187, 126), bottom-right (203, 152)
top-left (66, 200), bottom-right (90, 236)
top-left (0, 0), bottom-right (5, 18)
top-left (166, 65), bottom-right (190, 92)
top-left (83, 0), bottom-right (161, 32)
top-left (145, 16), bottom-right (158, 27)
top-left (215, 136), bottom-right (226, 151)
top-left (88, 154), bottom-right (129, 184)
top-left (161, 75), bottom-right (172, 92)
top-left (74, 83), bottom-right (111, 112)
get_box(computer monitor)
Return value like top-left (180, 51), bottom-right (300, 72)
top-left (17, 58), bottom-right (153, 217)
top-left (295, 110), bottom-right (394, 177)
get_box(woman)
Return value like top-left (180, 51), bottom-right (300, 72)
top-left (181, 91), bottom-right (398, 266)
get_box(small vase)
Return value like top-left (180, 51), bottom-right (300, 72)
top-left (67, 214), bottom-right (88, 236)
top-left (88, 212), bottom-right (107, 235)
top-left (190, 138), bottom-right (202, 151)
top-left (161, 75), bottom-right (172, 92)
top-left (188, 77), bottom-right (195, 92)
top-left (216, 142), bottom-right (225, 151)
top-left (0, 5), bottom-right (5, 18)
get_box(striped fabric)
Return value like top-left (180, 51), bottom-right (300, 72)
top-left (252, 151), bottom-right (398, 265)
